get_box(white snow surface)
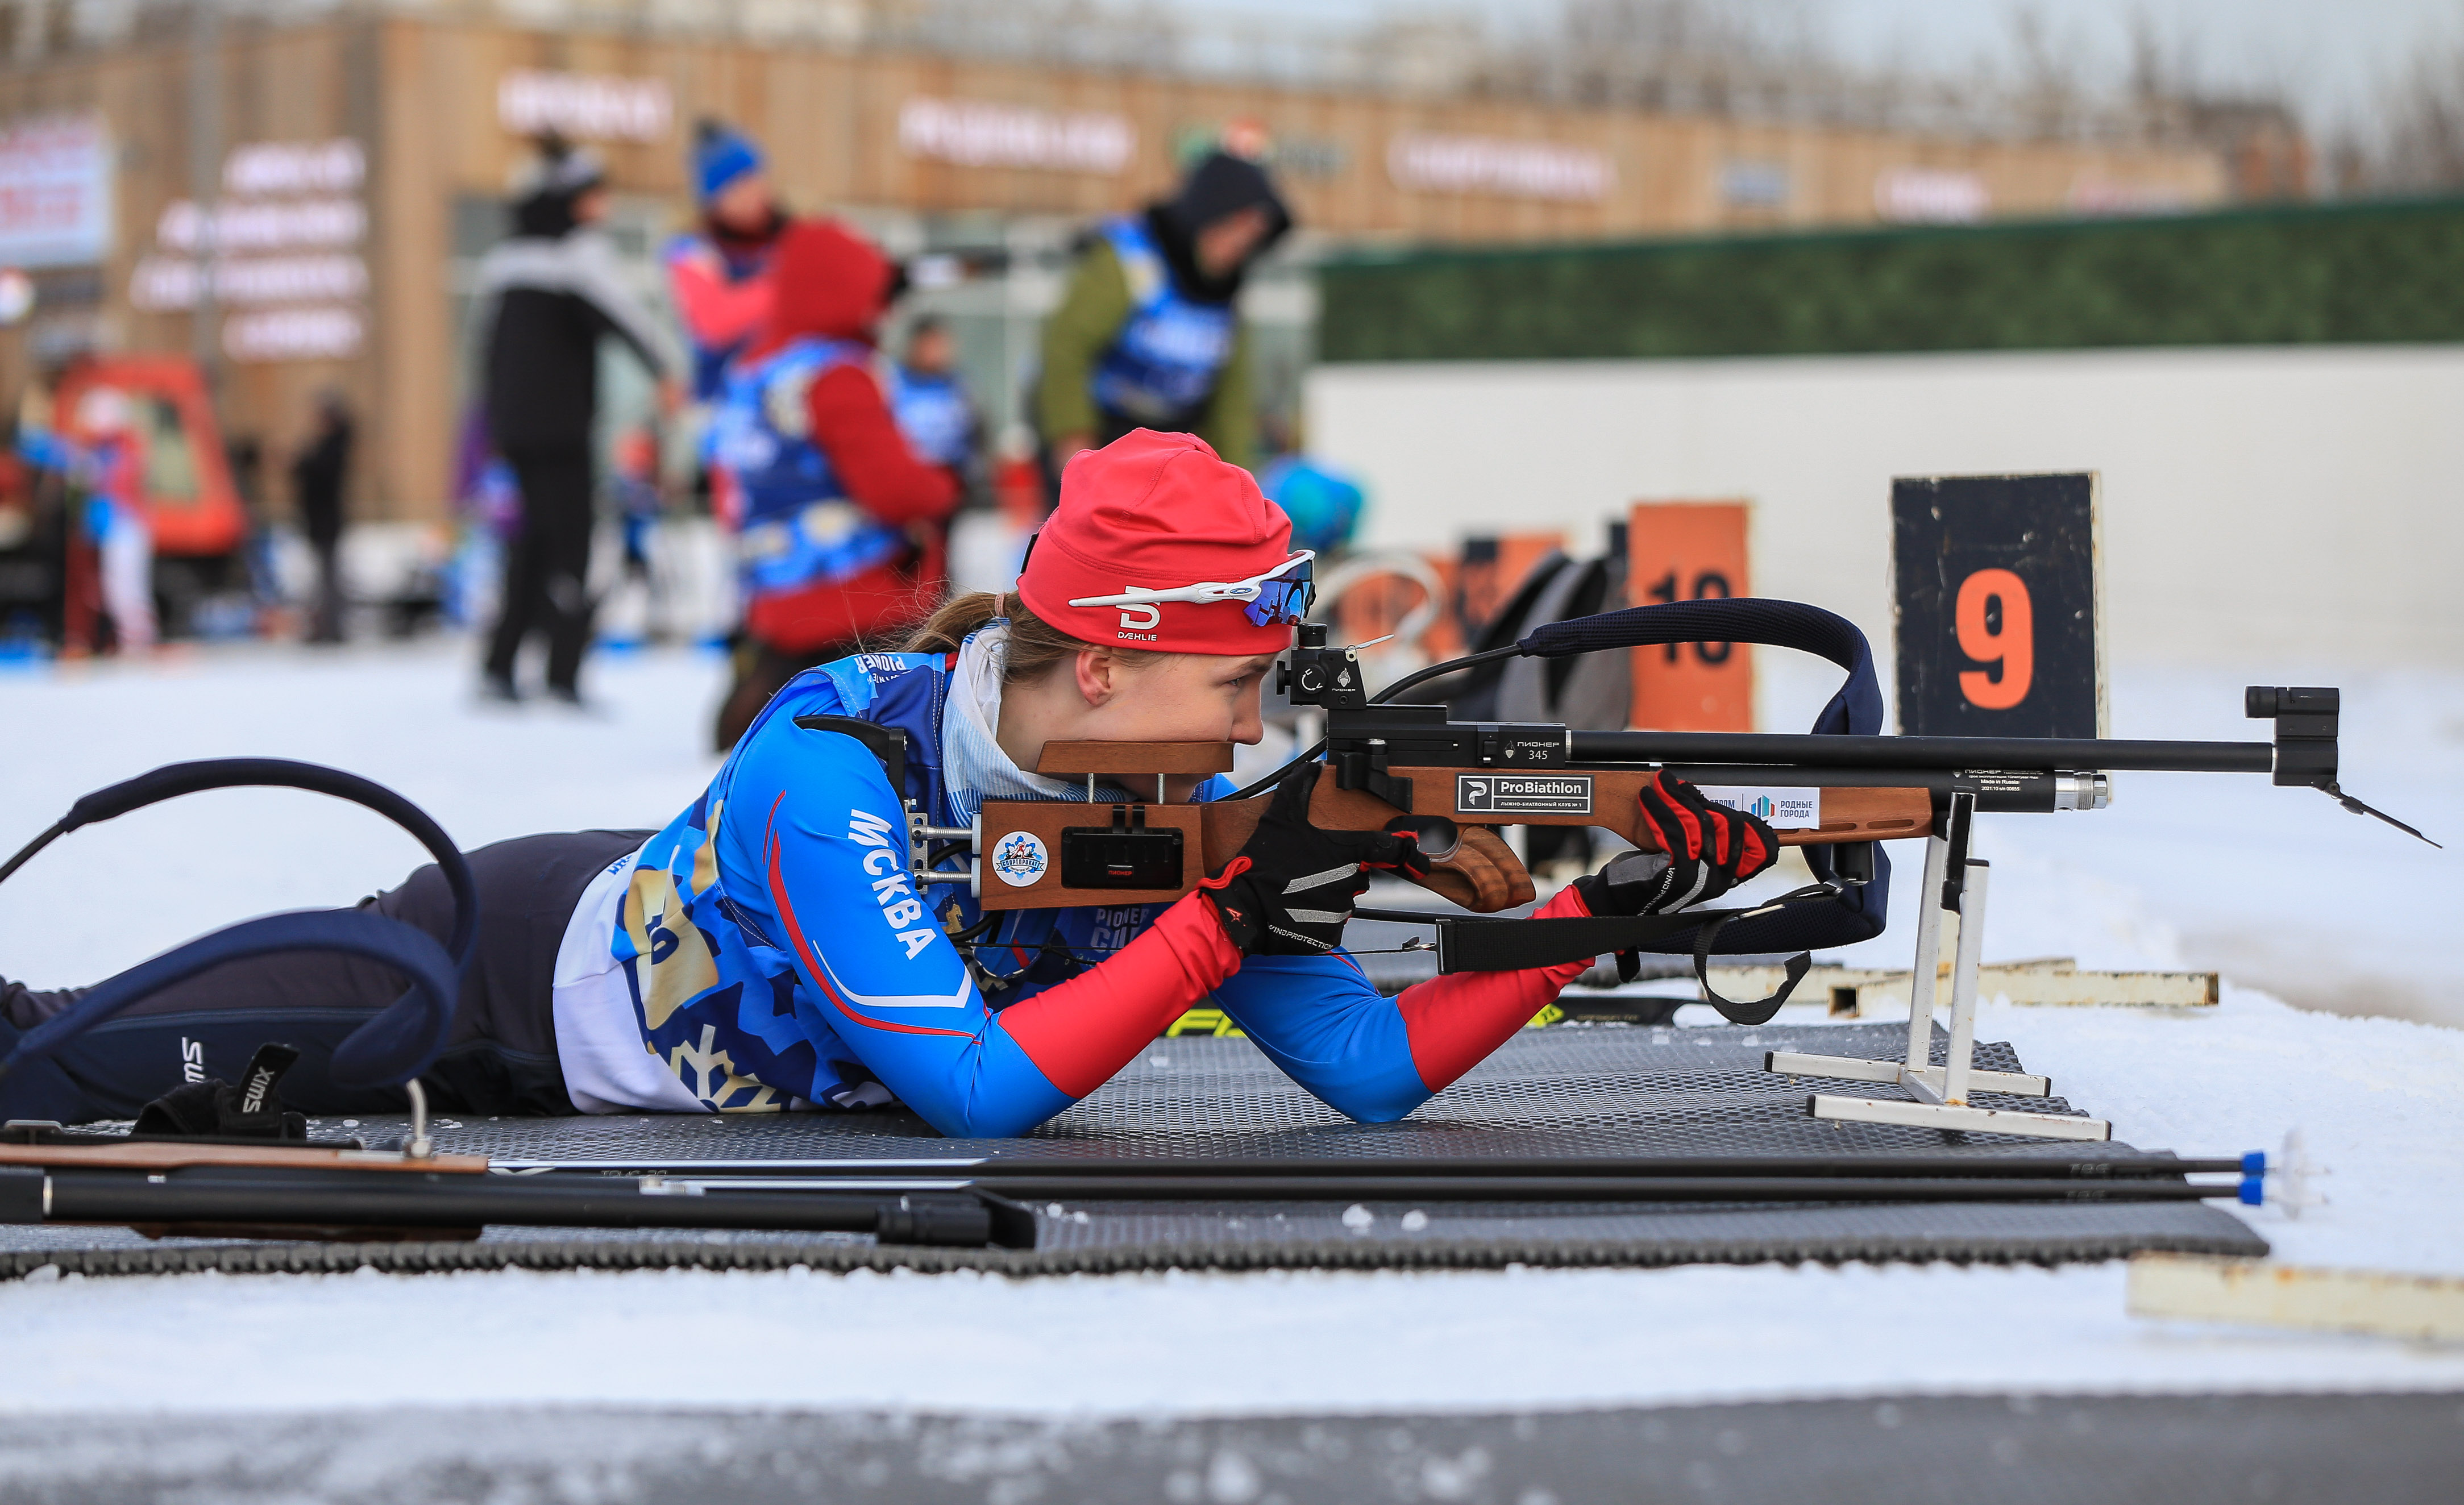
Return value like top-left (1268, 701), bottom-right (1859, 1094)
top-left (2, 641), bottom-right (2461, 1419)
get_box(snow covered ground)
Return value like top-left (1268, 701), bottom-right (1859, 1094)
top-left (1, 639), bottom-right (2459, 1419)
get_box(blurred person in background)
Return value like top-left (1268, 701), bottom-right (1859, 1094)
top-left (604, 422), bottom-right (670, 646)
top-left (222, 434), bottom-right (274, 627)
top-left (704, 219), bottom-right (959, 750)
top-left (290, 390), bottom-right (354, 646)
top-left (888, 315), bottom-right (983, 502)
top-left (7, 380), bottom-right (72, 651)
top-left (664, 119), bottom-right (786, 405)
top-left (0, 414), bottom-right (38, 651)
top-left (70, 386), bottom-right (153, 657)
top-left (475, 136), bottom-right (681, 706)
top-left (1035, 151), bottom-right (1291, 476)
top-left (1256, 420), bottom-right (1366, 562)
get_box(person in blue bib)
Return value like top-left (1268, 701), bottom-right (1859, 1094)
top-left (704, 219), bottom-right (961, 749)
top-left (886, 315), bottom-right (982, 502)
top-left (1035, 153), bottom-right (1290, 477)
top-left (0, 433), bottom-right (1780, 1135)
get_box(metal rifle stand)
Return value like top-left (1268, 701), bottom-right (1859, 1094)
top-left (1761, 791), bottom-right (2113, 1141)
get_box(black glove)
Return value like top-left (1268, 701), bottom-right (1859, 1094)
top-left (1578, 771), bottom-right (1780, 917)
top-left (1204, 770), bottom-right (1428, 955)
top-left (134, 1042), bottom-right (309, 1141)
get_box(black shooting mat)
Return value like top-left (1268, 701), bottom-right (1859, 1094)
top-left (0, 1021), bottom-right (2266, 1278)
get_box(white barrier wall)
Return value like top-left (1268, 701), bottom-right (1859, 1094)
top-left (1308, 345), bottom-right (2464, 668)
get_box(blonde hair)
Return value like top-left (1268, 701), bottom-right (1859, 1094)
top-left (903, 592), bottom-right (1164, 687)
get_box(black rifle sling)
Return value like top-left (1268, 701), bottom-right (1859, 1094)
top-left (1513, 598), bottom-right (1894, 959)
top-left (1387, 880), bottom-right (1848, 1025)
top-left (1682, 896), bottom-right (1824, 1025)
top-left (1428, 910), bottom-right (1719, 974)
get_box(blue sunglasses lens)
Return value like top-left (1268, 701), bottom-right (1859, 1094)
top-left (1243, 576), bottom-right (1315, 627)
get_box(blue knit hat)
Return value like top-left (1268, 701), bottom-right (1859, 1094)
top-left (693, 120), bottom-right (763, 203)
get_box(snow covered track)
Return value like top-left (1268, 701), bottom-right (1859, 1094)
top-left (3, 1393), bottom-right (2459, 1505)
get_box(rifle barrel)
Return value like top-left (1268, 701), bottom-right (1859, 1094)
top-left (1569, 731), bottom-right (2274, 775)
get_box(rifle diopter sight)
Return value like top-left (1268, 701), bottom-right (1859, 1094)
top-left (1278, 622), bottom-right (1371, 711)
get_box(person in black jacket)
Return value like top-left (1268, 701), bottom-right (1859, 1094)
top-left (475, 138), bottom-right (679, 704)
top-left (290, 390), bottom-right (352, 645)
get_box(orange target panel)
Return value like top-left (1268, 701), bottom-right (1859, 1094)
top-left (1627, 501), bottom-right (1755, 732)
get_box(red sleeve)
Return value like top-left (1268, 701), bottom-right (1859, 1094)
top-left (995, 893), bottom-right (1243, 1097)
top-left (1394, 883), bottom-right (1600, 1093)
top-left (666, 247), bottom-right (772, 350)
top-left (806, 364), bottom-right (960, 526)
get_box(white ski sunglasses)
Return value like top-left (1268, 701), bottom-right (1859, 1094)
top-left (1066, 550), bottom-right (1317, 627)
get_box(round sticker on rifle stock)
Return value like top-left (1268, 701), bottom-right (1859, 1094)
top-left (989, 831), bottom-right (1049, 887)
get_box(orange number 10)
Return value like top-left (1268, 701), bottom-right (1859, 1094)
top-left (1955, 568), bottom-right (2034, 710)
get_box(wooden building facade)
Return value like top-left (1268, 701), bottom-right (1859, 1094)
top-left (0, 13), bottom-right (2230, 526)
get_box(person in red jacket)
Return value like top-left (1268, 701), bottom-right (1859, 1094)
top-left (663, 120), bottom-right (786, 403)
top-left (704, 219), bottom-right (961, 748)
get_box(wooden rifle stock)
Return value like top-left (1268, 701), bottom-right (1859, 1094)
top-left (979, 749), bottom-right (1930, 913)
top-left (1195, 767), bottom-right (1930, 914)
top-left (1192, 768), bottom-right (1536, 913)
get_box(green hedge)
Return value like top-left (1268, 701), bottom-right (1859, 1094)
top-left (1316, 197), bottom-right (2464, 361)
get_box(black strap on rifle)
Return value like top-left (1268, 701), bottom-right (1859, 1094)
top-left (794, 714), bottom-right (911, 797)
top-left (1361, 880), bottom-right (1850, 1025)
top-left (1420, 909), bottom-right (1710, 974)
top-left (1678, 890), bottom-right (1829, 1025)
top-left (1514, 598), bottom-right (1891, 959)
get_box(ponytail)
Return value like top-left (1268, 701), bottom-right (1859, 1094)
top-left (902, 591), bottom-right (1162, 688)
top-left (901, 591), bottom-right (1009, 655)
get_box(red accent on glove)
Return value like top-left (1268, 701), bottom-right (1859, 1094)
top-left (1637, 770), bottom-right (1776, 881)
top-left (1637, 770), bottom-right (1703, 860)
top-left (1196, 855), bottom-right (1253, 890)
top-left (1738, 820), bottom-right (1770, 875)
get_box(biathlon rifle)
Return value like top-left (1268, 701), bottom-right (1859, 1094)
top-left (896, 598), bottom-right (2430, 1006)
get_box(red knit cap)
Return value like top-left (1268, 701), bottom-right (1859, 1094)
top-left (1019, 430), bottom-right (1299, 655)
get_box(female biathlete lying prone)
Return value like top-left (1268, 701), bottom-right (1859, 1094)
top-left (0, 431), bottom-right (1780, 1136)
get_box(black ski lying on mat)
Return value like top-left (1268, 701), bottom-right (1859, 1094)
top-left (571, 1174), bottom-right (2250, 1207)
top-left (0, 1165), bottom-right (1038, 1249)
top-left (489, 1151), bottom-right (2269, 1208)
top-left (497, 1152), bottom-right (2258, 1180)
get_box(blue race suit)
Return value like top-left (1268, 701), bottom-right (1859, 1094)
top-left (1089, 216), bottom-right (1239, 427)
top-left (609, 639), bottom-right (1465, 1136)
top-left (704, 337), bottom-right (911, 613)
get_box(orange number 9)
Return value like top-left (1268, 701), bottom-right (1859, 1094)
top-left (1955, 568), bottom-right (2033, 710)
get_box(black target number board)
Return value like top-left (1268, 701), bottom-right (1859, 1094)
top-left (1891, 472), bottom-right (2105, 738)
